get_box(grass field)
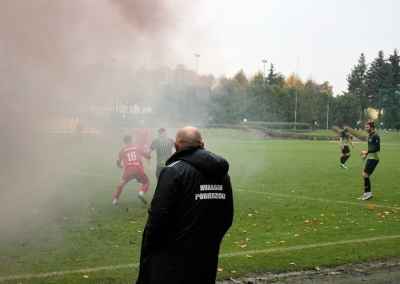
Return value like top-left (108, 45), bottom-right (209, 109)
top-left (0, 128), bottom-right (399, 283)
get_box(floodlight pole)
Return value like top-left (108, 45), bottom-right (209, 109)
top-left (294, 54), bottom-right (299, 131)
top-left (194, 54), bottom-right (200, 85)
top-left (378, 89), bottom-right (382, 132)
top-left (262, 59), bottom-right (267, 86)
top-left (326, 100), bottom-right (329, 130)
top-left (177, 64), bottom-right (184, 92)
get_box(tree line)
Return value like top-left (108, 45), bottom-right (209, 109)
top-left (103, 49), bottom-right (399, 130)
top-left (347, 50), bottom-right (400, 129)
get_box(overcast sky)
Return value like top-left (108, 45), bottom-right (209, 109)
top-left (169, 0), bottom-right (399, 95)
top-left (1, 0), bottom-right (399, 102)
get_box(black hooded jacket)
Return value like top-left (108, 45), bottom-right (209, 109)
top-left (137, 146), bottom-right (234, 284)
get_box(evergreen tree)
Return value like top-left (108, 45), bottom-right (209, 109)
top-left (267, 63), bottom-right (277, 85)
top-left (383, 49), bottom-right (400, 129)
top-left (365, 50), bottom-right (391, 108)
top-left (388, 49), bottom-right (400, 88)
top-left (346, 53), bottom-right (369, 124)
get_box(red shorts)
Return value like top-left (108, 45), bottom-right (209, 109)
top-left (121, 169), bottom-right (149, 184)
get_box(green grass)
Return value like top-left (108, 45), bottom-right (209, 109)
top-left (314, 129), bottom-right (336, 135)
top-left (0, 129), bottom-right (399, 283)
top-left (378, 130), bottom-right (400, 144)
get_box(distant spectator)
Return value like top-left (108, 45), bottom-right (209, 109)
top-left (75, 120), bottom-right (84, 147)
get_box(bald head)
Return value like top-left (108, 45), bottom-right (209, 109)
top-left (175, 126), bottom-right (204, 149)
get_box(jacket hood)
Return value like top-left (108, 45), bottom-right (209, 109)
top-left (166, 146), bottom-right (229, 178)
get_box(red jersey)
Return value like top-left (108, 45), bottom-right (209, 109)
top-left (137, 126), bottom-right (150, 148)
top-left (118, 144), bottom-right (151, 171)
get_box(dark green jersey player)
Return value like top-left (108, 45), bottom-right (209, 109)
top-left (359, 121), bottom-right (380, 200)
top-left (148, 128), bottom-right (175, 179)
top-left (339, 123), bottom-right (354, 169)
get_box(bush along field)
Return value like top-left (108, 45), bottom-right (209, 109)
top-left (0, 128), bottom-right (399, 283)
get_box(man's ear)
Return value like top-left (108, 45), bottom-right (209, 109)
top-left (174, 141), bottom-right (179, 150)
top-left (200, 142), bottom-right (204, 148)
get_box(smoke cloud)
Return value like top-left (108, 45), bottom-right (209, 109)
top-left (0, 0), bottom-right (187, 229)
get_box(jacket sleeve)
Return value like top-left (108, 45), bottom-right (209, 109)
top-left (222, 175), bottom-right (234, 237)
top-left (142, 167), bottom-right (179, 252)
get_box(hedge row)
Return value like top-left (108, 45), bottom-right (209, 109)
top-left (239, 121), bottom-right (313, 130)
top-left (201, 124), bottom-right (339, 141)
top-left (332, 126), bottom-right (367, 141)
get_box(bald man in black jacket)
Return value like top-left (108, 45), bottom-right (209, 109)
top-left (136, 126), bottom-right (234, 284)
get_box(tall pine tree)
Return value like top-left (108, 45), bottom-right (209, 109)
top-left (365, 51), bottom-right (391, 109)
top-left (384, 49), bottom-right (400, 129)
top-left (347, 53), bottom-right (369, 124)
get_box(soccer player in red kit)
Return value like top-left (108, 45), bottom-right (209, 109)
top-left (113, 135), bottom-right (151, 205)
top-left (136, 120), bottom-right (151, 170)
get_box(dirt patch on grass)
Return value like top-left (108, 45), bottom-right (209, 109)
top-left (216, 258), bottom-right (400, 283)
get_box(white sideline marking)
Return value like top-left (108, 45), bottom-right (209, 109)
top-left (53, 170), bottom-right (397, 210)
top-left (0, 263), bottom-right (139, 281)
top-left (234, 189), bottom-right (398, 210)
top-left (51, 170), bottom-right (120, 179)
top-left (219, 234), bottom-right (400, 258)
top-left (1, 235), bottom-right (400, 282)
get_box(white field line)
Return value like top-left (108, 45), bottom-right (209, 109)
top-left (52, 170), bottom-right (397, 210)
top-left (1, 234), bottom-right (400, 282)
top-left (219, 234), bottom-right (400, 258)
top-left (51, 170), bottom-right (120, 179)
top-left (0, 263), bottom-right (138, 281)
top-left (234, 189), bottom-right (398, 210)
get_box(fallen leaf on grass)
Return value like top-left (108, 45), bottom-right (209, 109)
top-left (247, 214), bottom-right (252, 217)
top-left (217, 268), bottom-right (223, 272)
top-left (229, 270), bottom-right (237, 274)
top-left (240, 244), bottom-right (248, 248)
top-left (62, 217), bottom-right (69, 220)
top-left (315, 267), bottom-right (320, 271)
top-left (115, 274), bottom-right (121, 278)
top-left (83, 275), bottom-right (89, 279)
top-left (368, 205), bottom-right (375, 211)
top-left (290, 263), bottom-right (296, 265)
top-left (246, 238), bottom-right (251, 241)
top-left (245, 255), bottom-right (252, 258)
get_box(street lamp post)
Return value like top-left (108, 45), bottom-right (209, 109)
top-left (326, 100), bottom-right (329, 130)
top-left (194, 54), bottom-right (200, 85)
top-left (378, 89), bottom-right (383, 132)
top-left (177, 64), bottom-right (184, 92)
top-left (294, 54), bottom-right (299, 131)
top-left (261, 59), bottom-right (267, 86)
